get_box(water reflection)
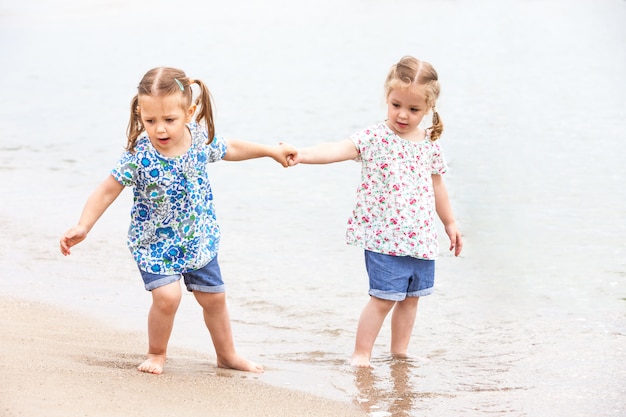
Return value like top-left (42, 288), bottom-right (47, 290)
top-left (354, 357), bottom-right (432, 417)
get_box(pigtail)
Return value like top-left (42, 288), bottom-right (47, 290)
top-left (190, 79), bottom-right (215, 144)
top-left (430, 107), bottom-right (444, 141)
top-left (126, 94), bottom-right (143, 152)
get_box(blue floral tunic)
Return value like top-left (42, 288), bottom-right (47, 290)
top-left (111, 122), bottom-right (227, 275)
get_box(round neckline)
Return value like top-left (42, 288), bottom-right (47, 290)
top-left (382, 121), bottom-right (430, 144)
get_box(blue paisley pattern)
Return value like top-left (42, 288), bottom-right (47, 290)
top-left (111, 122), bottom-right (227, 274)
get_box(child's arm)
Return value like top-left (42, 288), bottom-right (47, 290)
top-left (289, 139), bottom-right (358, 165)
top-left (432, 174), bottom-right (463, 256)
top-left (60, 175), bottom-right (124, 256)
top-left (224, 139), bottom-right (297, 167)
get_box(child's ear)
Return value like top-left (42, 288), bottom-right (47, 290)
top-left (186, 104), bottom-right (197, 122)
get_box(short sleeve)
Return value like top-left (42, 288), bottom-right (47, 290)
top-left (111, 151), bottom-right (138, 187)
top-left (431, 141), bottom-right (448, 175)
top-left (350, 126), bottom-right (375, 162)
top-left (206, 135), bottom-right (228, 163)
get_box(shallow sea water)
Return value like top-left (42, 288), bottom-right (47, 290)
top-left (1, 0), bottom-right (625, 416)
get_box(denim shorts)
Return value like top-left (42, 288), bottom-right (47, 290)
top-left (139, 255), bottom-right (225, 293)
top-left (364, 250), bottom-right (435, 301)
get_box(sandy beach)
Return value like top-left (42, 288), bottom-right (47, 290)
top-left (0, 296), bottom-right (365, 417)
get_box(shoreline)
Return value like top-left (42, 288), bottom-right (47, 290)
top-left (0, 296), bottom-right (365, 417)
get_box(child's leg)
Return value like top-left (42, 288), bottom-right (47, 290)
top-left (193, 291), bottom-right (263, 373)
top-left (351, 296), bottom-right (395, 368)
top-left (390, 296), bottom-right (419, 357)
top-left (138, 281), bottom-right (182, 374)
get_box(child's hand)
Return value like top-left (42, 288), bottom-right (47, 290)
top-left (445, 224), bottom-right (463, 257)
top-left (287, 152), bottom-right (301, 166)
top-left (275, 142), bottom-right (298, 167)
top-left (278, 142), bottom-right (302, 166)
top-left (59, 226), bottom-right (88, 256)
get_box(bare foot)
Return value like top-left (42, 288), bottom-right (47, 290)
top-left (217, 354), bottom-right (264, 373)
top-left (350, 353), bottom-right (373, 368)
top-left (138, 354), bottom-right (166, 374)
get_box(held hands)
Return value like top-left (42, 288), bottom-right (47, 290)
top-left (287, 151), bottom-right (301, 166)
top-left (274, 142), bottom-right (299, 167)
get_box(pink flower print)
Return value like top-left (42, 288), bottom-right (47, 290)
top-left (398, 152), bottom-right (405, 159)
top-left (393, 184), bottom-right (400, 191)
top-left (407, 231), bottom-right (416, 238)
top-left (409, 198), bottom-right (417, 205)
top-left (380, 163), bottom-right (388, 170)
top-left (390, 218), bottom-right (398, 225)
top-left (361, 216), bottom-right (370, 223)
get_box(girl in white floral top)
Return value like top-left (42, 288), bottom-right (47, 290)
top-left (60, 67), bottom-right (296, 375)
top-left (288, 56), bottom-right (463, 368)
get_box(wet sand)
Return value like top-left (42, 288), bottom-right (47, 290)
top-left (0, 296), bottom-right (365, 417)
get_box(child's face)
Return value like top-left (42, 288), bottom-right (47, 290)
top-left (138, 93), bottom-right (195, 157)
top-left (385, 86), bottom-right (430, 139)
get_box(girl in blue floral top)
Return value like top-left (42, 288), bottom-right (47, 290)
top-left (288, 56), bottom-right (463, 368)
top-left (60, 67), bottom-right (296, 374)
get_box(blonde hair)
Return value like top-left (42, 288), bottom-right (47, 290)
top-left (384, 56), bottom-right (443, 141)
top-left (126, 67), bottom-right (215, 152)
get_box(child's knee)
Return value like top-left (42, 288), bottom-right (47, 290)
top-left (152, 287), bottom-right (182, 312)
top-left (194, 291), bottom-right (226, 312)
top-left (154, 298), bottom-right (180, 315)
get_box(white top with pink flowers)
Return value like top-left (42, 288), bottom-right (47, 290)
top-left (345, 122), bottom-right (448, 260)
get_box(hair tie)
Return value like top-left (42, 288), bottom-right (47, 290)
top-left (174, 78), bottom-right (184, 92)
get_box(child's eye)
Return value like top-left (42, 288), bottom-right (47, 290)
top-left (144, 119), bottom-right (154, 124)
top-left (166, 118), bottom-right (174, 122)
top-left (392, 103), bottom-right (400, 108)
top-left (411, 108), bottom-right (419, 112)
